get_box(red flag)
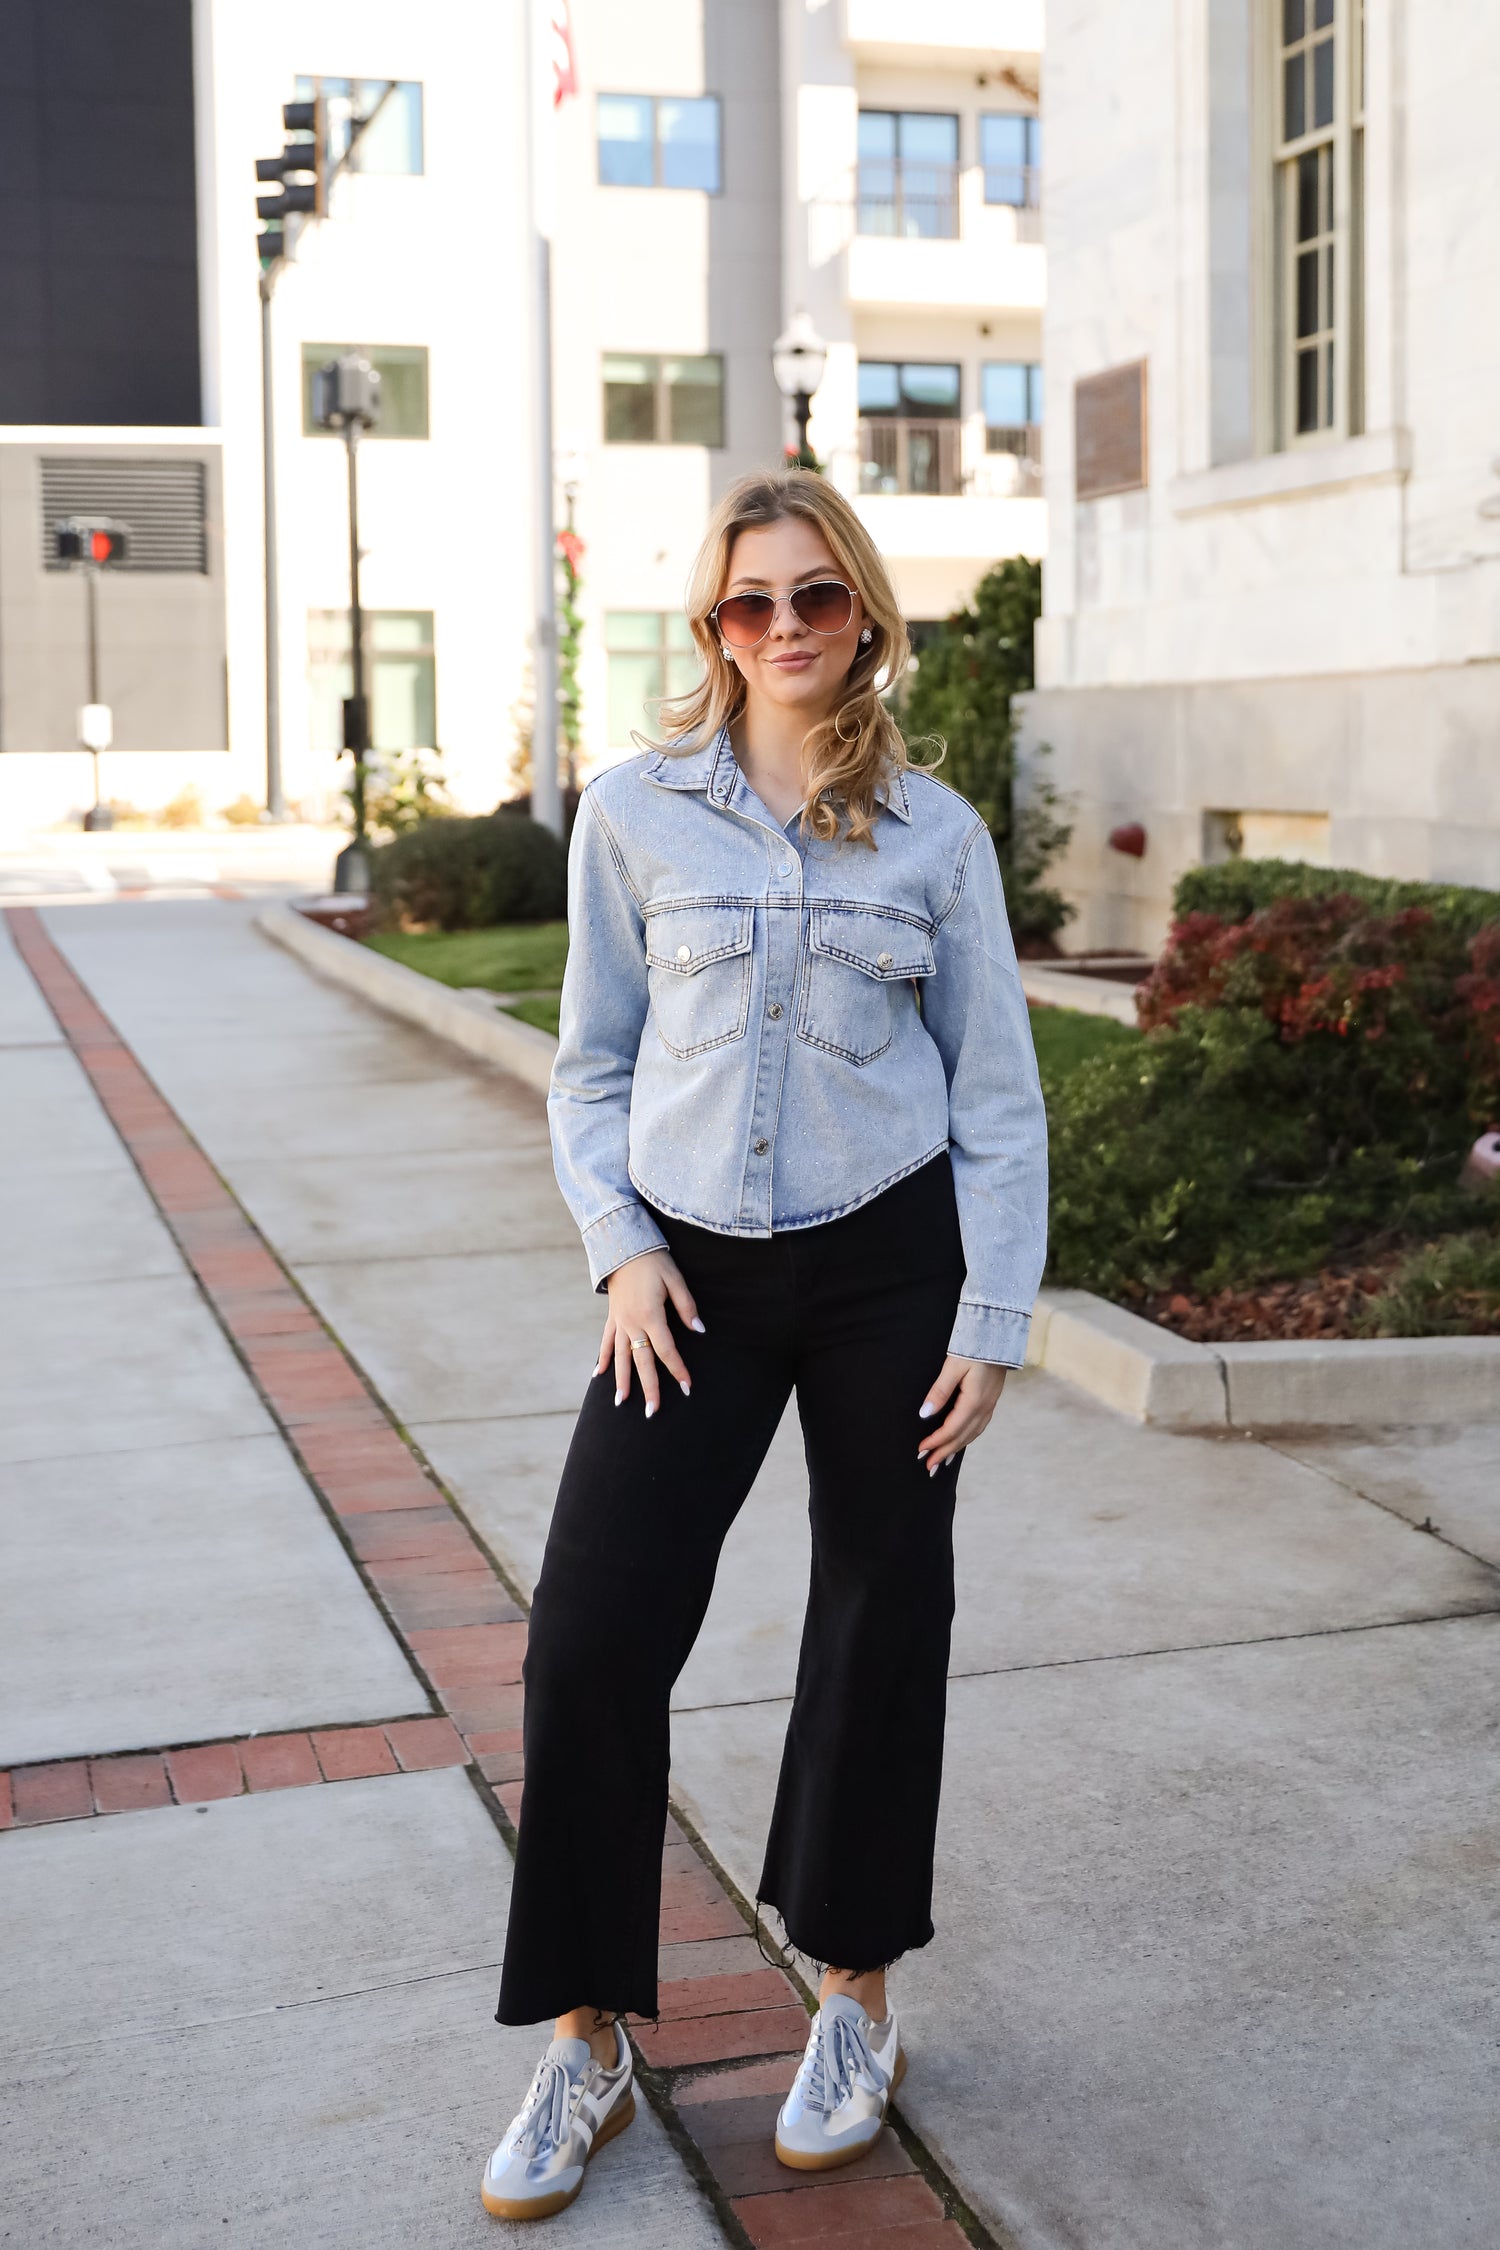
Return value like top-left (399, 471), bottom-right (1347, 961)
top-left (551, 2), bottom-right (579, 106)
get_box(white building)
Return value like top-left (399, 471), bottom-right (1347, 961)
top-left (0, 0), bottom-right (1045, 834)
top-left (1024, 0), bottom-right (1500, 952)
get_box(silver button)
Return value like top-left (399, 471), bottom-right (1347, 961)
top-left (753, 1136), bottom-right (769, 1155)
top-left (676, 944), bottom-right (691, 963)
top-left (767, 1001), bottom-right (783, 1020)
top-left (877, 950), bottom-right (894, 970)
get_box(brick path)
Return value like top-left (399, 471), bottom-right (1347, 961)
top-left (4, 905), bottom-right (988, 2250)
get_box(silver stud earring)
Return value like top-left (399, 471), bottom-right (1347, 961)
top-left (721, 644), bottom-right (732, 659)
top-left (860, 627), bottom-right (873, 644)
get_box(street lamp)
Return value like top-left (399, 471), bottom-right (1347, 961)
top-left (313, 354), bottom-right (383, 893)
top-left (772, 313), bottom-right (828, 469)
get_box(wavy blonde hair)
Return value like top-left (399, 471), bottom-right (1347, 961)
top-left (652, 469), bottom-right (913, 849)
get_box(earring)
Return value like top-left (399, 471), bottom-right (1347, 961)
top-left (860, 627), bottom-right (872, 643)
top-left (721, 644), bottom-right (732, 658)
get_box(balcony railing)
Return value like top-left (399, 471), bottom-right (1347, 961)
top-left (983, 421), bottom-right (1043, 494)
top-left (858, 418), bottom-right (964, 496)
top-left (983, 163), bottom-right (1043, 242)
top-left (856, 159), bottom-right (960, 241)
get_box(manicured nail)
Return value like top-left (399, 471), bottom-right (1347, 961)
top-left (918, 1402), bottom-right (936, 1418)
top-left (679, 1380), bottom-right (692, 1397)
top-left (645, 1400), bottom-right (656, 1420)
top-left (690, 1318), bottom-right (706, 1334)
top-left (614, 1388), bottom-right (624, 1407)
top-left (928, 1461), bottom-right (940, 1478)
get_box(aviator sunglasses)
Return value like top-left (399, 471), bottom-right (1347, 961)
top-left (711, 578), bottom-right (858, 649)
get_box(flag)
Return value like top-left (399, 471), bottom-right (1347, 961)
top-left (551, 1), bottom-right (578, 107)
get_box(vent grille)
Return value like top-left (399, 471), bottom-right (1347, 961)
top-left (40, 458), bottom-right (209, 574)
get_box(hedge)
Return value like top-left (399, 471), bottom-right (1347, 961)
top-left (1044, 868), bottom-right (1500, 1298)
top-left (369, 810), bottom-right (567, 930)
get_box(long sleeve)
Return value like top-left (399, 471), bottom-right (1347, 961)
top-left (918, 822), bottom-right (1049, 1365)
top-left (547, 791), bottom-right (669, 1288)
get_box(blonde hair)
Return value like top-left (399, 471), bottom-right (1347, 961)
top-left (653, 468), bottom-right (913, 849)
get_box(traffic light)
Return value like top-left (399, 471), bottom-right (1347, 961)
top-left (254, 95), bottom-right (327, 264)
top-left (56, 516), bottom-right (129, 566)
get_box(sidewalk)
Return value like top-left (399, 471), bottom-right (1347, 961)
top-left (4, 897), bottom-right (1498, 2248)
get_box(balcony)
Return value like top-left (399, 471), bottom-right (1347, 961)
top-left (981, 421), bottom-right (1043, 496)
top-left (809, 163), bottom-right (1044, 312)
top-left (858, 419), bottom-right (963, 497)
top-left (843, 0), bottom-right (1043, 68)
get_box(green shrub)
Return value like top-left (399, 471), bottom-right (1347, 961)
top-left (1359, 1223), bottom-right (1500, 1337)
top-left (899, 558), bottom-right (1074, 945)
top-left (1046, 887), bottom-right (1500, 1298)
top-left (369, 812), bottom-right (566, 930)
top-left (1173, 857), bottom-right (1500, 941)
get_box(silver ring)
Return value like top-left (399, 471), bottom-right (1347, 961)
top-left (629, 1336), bottom-right (649, 1352)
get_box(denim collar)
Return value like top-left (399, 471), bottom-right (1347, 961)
top-left (642, 728), bottom-right (912, 824)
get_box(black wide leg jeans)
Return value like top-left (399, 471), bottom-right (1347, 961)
top-left (496, 1155), bottom-right (968, 2027)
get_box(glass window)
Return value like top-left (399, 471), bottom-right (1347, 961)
top-left (857, 362), bottom-right (961, 419)
top-left (1274, 0), bottom-right (1355, 441)
top-left (603, 354), bottom-right (724, 445)
top-left (597, 94), bottom-right (720, 191)
top-left (857, 111), bottom-right (959, 239)
top-left (605, 611), bottom-right (699, 745)
top-left (982, 361), bottom-right (1043, 426)
top-left (293, 76), bottom-right (424, 175)
top-left (597, 93), bottom-right (654, 186)
top-left (980, 113), bottom-right (1040, 205)
top-left (301, 344), bottom-right (429, 438)
top-left (308, 610), bottom-right (436, 757)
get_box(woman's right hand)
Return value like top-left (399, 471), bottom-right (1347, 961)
top-left (596, 1250), bottom-right (704, 1419)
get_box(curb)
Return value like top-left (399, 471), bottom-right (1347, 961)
top-left (1028, 1289), bottom-right (1500, 1430)
top-left (255, 903), bottom-right (1500, 1435)
top-left (1019, 961), bottom-right (1141, 1025)
top-left (255, 900), bottom-right (557, 1096)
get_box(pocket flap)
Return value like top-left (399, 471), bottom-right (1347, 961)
top-left (645, 902), bottom-right (754, 975)
top-left (809, 906), bottom-right (934, 980)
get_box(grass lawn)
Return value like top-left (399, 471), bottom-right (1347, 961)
top-left (1028, 1003), bottom-right (1139, 1081)
top-left (365, 924), bottom-right (1139, 1066)
top-left (366, 923), bottom-right (569, 995)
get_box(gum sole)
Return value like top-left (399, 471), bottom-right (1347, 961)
top-left (481, 2089), bottom-right (636, 2219)
top-left (773, 2046), bottom-right (907, 2173)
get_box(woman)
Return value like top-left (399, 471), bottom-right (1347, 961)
top-left (482, 469), bottom-right (1047, 2221)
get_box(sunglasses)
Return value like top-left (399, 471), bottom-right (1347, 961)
top-left (711, 578), bottom-right (857, 649)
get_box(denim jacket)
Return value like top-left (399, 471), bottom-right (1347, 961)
top-left (548, 728), bottom-right (1048, 1365)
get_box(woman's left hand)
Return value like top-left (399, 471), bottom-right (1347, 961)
top-left (916, 1356), bottom-right (1009, 1477)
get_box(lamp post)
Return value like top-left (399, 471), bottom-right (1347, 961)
top-left (772, 313), bottom-right (828, 469)
top-left (312, 354), bottom-right (383, 893)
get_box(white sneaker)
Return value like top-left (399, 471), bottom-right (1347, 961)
top-left (774, 1994), bottom-right (905, 2171)
top-left (481, 2021), bottom-right (635, 2220)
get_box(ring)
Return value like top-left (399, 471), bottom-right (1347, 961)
top-left (629, 1336), bottom-right (649, 1352)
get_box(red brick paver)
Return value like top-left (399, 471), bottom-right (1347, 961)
top-left (2, 904), bottom-right (995, 2250)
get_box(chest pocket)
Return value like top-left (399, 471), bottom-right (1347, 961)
top-left (797, 905), bottom-right (935, 1066)
top-left (644, 903), bottom-right (754, 1058)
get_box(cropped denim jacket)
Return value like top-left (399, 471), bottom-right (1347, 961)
top-left (548, 728), bottom-right (1048, 1365)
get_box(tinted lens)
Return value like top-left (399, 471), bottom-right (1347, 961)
top-left (790, 580), bottom-right (854, 633)
top-left (716, 593), bottom-right (775, 646)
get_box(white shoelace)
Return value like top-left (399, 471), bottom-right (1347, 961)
top-left (800, 2008), bottom-right (880, 2116)
top-left (515, 2056), bottom-right (580, 2158)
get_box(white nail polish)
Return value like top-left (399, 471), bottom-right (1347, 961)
top-left (918, 1402), bottom-right (936, 1418)
top-left (645, 1401), bottom-right (656, 1419)
top-left (691, 1318), bottom-right (706, 1333)
top-left (680, 1381), bottom-right (691, 1397)
top-left (614, 1388), bottom-right (624, 1406)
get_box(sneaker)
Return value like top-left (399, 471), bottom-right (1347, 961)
top-left (774, 1993), bottom-right (906, 2171)
top-left (481, 2021), bottom-right (635, 2220)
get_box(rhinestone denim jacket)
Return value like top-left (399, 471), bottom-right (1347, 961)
top-left (548, 730), bottom-right (1048, 1365)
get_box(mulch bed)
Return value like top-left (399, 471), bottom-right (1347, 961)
top-left (1137, 1257), bottom-right (1403, 1343)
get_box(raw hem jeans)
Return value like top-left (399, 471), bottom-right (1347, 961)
top-left (495, 1155), bottom-right (966, 2027)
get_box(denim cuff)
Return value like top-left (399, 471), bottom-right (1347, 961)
top-left (581, 1199), bottom-right (670, 1291)
top-left (948, 1299), bottom-right (1031, 1368)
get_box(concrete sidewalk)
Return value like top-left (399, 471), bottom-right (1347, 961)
top-left (6, 897), bottom-right (1499, 2248)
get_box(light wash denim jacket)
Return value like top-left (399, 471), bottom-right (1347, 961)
top-left (548, 728), bottom-right (1048, 1365)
